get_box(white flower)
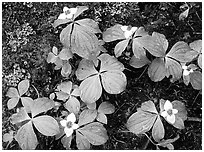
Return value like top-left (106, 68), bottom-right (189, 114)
top-left (182, 65), bottom-right (194, 76)
top-left (58, 7), bottom-right (78, 19)
top-left (60, 113), bottom-right (79, 137)
top-left (121, 26), bottom-right (138, 39)
top-left (161, 100), bottom-right (178, 124)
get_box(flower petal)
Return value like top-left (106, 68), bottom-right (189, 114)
top-left (121, 26), bottom-right (128, 32)
top-left (60, 120), bottom-right (67, 127)
top-left (72, 123), bottom-right (79, 130)
top-left (183, 69), bottom-right (190, 76)
top-left (164, 100), bottom-right (173, 111)
top-left (167, 114), bottom-right (176, 124)
top-left (161, 111), bottom-right (168, 118)
top-left (70, 8), bottom-right (77, 14)
top-left (172, 109), bottom-right (178, 114)
top-left (64, 128), bottom-right (73, 137)
top-left (63, 7), bottom-right (69, 12)
top-left (58, 13), bottom-right (66, 19)
top-left (66, 113), bottom-right (76, 122)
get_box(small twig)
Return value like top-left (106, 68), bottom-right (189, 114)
top-left (32, 84), bottom-right (40, 98)
top-left (195, 11), bottom-right (202, 22)
top-left (192, 90), bottom-right (201, 106)
top-left (136, 66), bottom-right (148, 82)
top-left (187, 117), bottom-right (202, 122)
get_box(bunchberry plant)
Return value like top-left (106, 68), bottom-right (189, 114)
top-left (6, 79), bottom-right (33, 111)
top-left (76, 53), bottom-right (127, 103)
top-left (127, 99), bottom-right (187, 149)
top-left (47, 46), bottom-right (73, 77)
top-left (53, 6), bottom-right (101, 61)
top-left (4, 4), bottom-right (201, 150)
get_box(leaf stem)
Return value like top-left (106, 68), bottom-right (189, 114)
top-left (32, 84), bottom-right (40, 98)
top-left (143, 133), bottom-right (156, 145)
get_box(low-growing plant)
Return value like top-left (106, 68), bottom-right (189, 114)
top-left (3, 4), bottom-right (202, 150)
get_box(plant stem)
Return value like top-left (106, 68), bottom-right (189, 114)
top-left (32, 84), bottom-right (40, 98)
top-left (143, 133), bottom-right (156, 145)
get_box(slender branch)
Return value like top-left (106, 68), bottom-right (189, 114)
top-left (192, 90), bottom-right (201, 106)
top-left (32, 84), bottom-right (40, 98)
top-left (136, 66), bottom-right (148, 81)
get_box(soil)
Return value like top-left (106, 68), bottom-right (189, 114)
top-left (2, 2), bottom-right (202, 150)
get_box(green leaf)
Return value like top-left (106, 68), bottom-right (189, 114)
top-left (76, 18), bottom-right (101, 33)
top-left (64, 97), bottom-right (80, 114)
top-left (61, 135), bottom-right (72, 149)
top-left (47, 52), bottom-right (58, 63)
top-left (140, 100), bottom-right (158, 114)
top-left (10, 107), bottom-right (31, 124)
top-left (7, 97), bottom-right (19, 110)
top-left (167, 41), bottom-right (196, 62)
top-left (31, 97), bottom-right (55, 118)
top-left (166, 143), bottom-right (174, 150)
top-left (137, 34), bottom-right (166, 57)
top-left (76, 59), bottom-right (98, 80)
top-left (3, 131), bottom-right (14, 143)
top-left (6, 87), bottom-right (19, 98)
top-left (76, 131), bottom-right (90, 149)
top-left (114, 39), bottom-right (129, 57)
top-left (165, 57), bottom-right (182, 81)
top-left (15, 121), bottom-right (38, 150)
top-left (103, 24), bottom-right (125, 42)
top-left (190, 71), bottom-right (202, 90)
top-left (78, 109), bottom-right (97, 126)
top-left (152, 116), bottom-right (164, 142)
top-left (57, 81), bottom-right (72, 94)
top-left (33, 115), bottom-right (60, 136)
top-left (73, 6), bottom-right (89, 20)
top-left (130, 55), bottom-right (151, 68)
top-left (126, 110), bottom-right (157, 135)
top-left (132, 27), bottom-right (149, 58)
top-left (179, 8), bottom-right (189, 20)
top-left (58, 48), bottom-right (73, 60)
top-left (157, 134), bottom-right (179, 148)
top-left (60, 23), bottom-right (73, 48)
top-left (132, 38), bottom-right (146, 58)
top-left (61, 62), bottom-right (71, 77)
top-left (79, 75), bottom-right (102, 103)
top-left (96, 113), bottom-right (107, 124)
top-left (78, 122), bottom-right (108, 145)
top-left (172, 100), bottom-right (187, 121)
top-left (101, 71), bottom-right (127, 94)
top-left (86, 102), bottom-right (96, 110)
top-left (148, 58), bottom-right (166, 82)
top-left (189, 40), bottom-right (202, 54)
top-left (183, 74), bottom-right (190, 86)
top-left (98, 102), bottom-right (115, 114)
top-left (71, 24), bottom-right (99, 59)
top-left (21, 97), bottom-right (33, 113)
top-left (98, 53), bottom-right (125, 72)
top-left (198, 54), bottom-right (202, 69)
top-left (55, 91), bottom-right (69, 101)
top-left (18, 79), bottom-right (29, 96)
top-left (53, 18), bottom-right (72, 28)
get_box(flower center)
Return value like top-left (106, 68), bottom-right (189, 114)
top-left (65, 10), bottom-right (71, 15)
top-left (167, 109), bottom-right (173, 115)
top-left (66, 121), bottom-right (73, 128)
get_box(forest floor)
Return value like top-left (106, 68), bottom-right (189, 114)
top-left (2, 2), bottom-right (202, 150)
